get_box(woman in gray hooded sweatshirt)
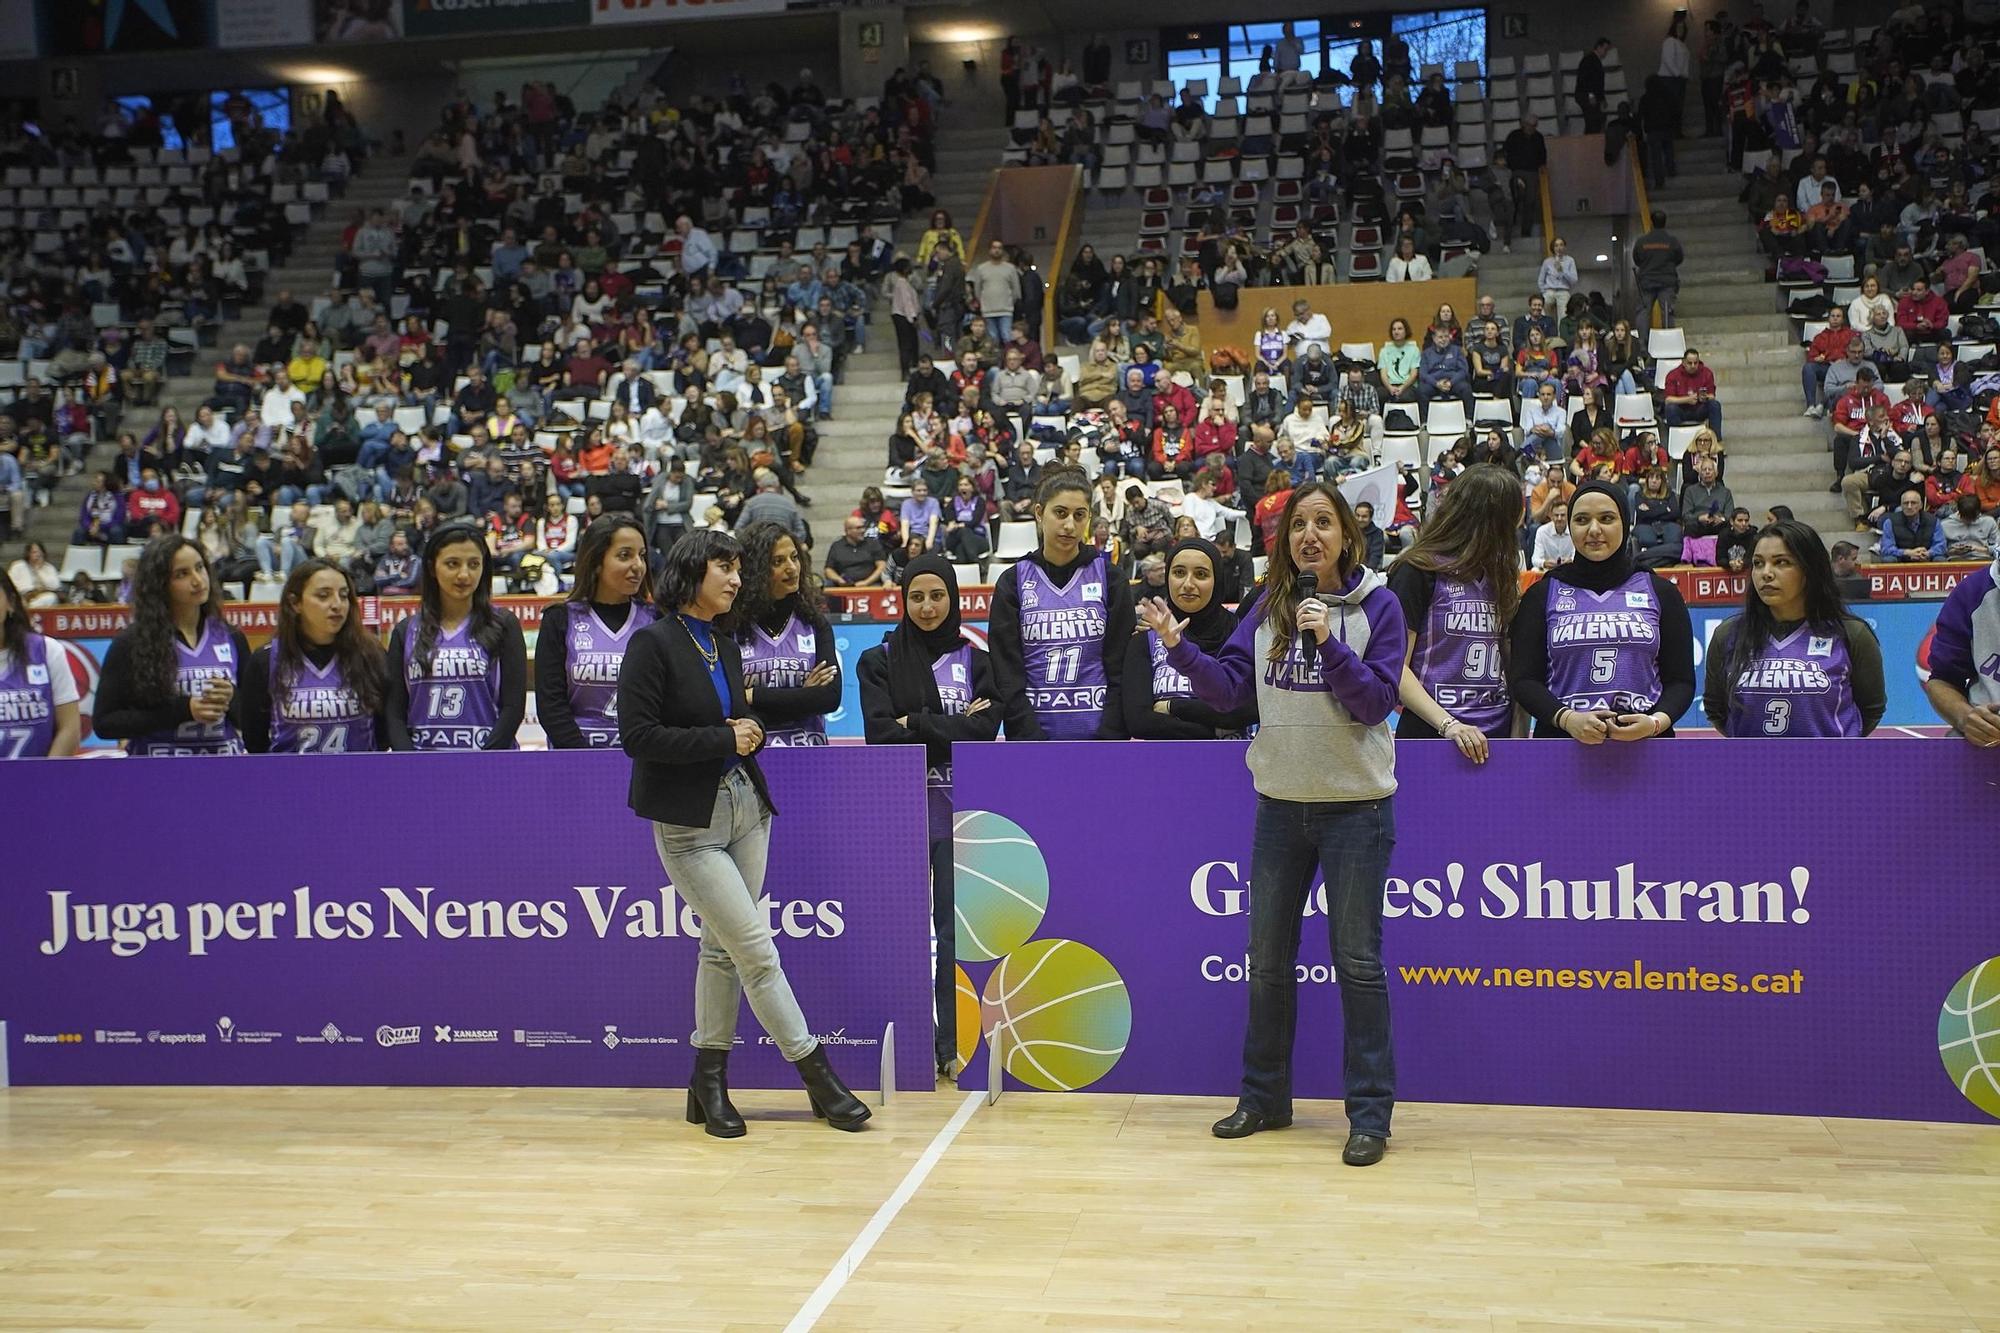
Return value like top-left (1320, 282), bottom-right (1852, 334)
top-left (1139, 480), bottom-right (1405, 1167)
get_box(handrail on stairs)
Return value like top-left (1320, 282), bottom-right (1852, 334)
top-left (1627, 134), bottom-right (1660, 330)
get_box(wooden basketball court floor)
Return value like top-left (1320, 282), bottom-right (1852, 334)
top-left (2, 1084), bottom-right (1995, 1332)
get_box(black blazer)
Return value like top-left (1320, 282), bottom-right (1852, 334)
top-left (618, 614), bottom-right (774, 828)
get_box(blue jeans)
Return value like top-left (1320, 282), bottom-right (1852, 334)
top-left (1801, 361), bottom-right (1827, 409)
top-left (985, 313), bottom-right (1013, 342)
top-left (651, 766), bottom-right (816, 1060)
top-left (1666, 399), bottom-right (1722, 434)
top-left (1239, 794), bottom-right (1397, 1135)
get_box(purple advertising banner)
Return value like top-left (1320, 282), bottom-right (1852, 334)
top-left (0, 749), bottom-right (933, 1092)
top-left (950, 741), bottom-right (2000, 1125)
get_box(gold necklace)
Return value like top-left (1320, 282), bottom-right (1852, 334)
top-left (680, 614), bottom-right (720, 668)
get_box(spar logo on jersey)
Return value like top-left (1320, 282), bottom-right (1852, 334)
top-left (1625, 591), bottom-right (1651, 608)
top-left (1082, 582), bottom-right (1103, 602)
top-left (1809, 636), bottom-right (1835, 657)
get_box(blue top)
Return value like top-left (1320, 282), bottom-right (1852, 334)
top-left (678, 613), bottom-right (739, 771)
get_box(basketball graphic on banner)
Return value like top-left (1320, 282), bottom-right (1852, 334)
top-left (955, 964), bottom-right (982, 1066)
top-left (1938, 957), bottom-right (2000, 1121)
top-left (951, 810), bottom-right (1049, 962)
top-left (980, 938), bottom-right (1131, 1091)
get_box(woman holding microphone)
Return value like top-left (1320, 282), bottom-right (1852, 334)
top-left (857, 555), bottom-right (1003, 1076)
top-left (618, 529), bottom-right (871, 1138)
top-left (1138, 481), bottom-right (1405, 1167)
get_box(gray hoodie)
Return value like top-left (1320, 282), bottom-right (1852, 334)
top-left (1167, 565), bottom-right (1405, 801)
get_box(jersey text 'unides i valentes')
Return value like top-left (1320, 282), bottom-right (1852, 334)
top-left (567, 603), bottom-right (658, 746)
top-left (1015, 554), bottom-right (1110, 737)
top-left (403, 619), bottom-right (505, 750)
top-left (1544, 573), bottom-right (1664, 716)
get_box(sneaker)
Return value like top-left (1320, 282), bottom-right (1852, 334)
top-left (1802, 405), bottom-right (1822, 418)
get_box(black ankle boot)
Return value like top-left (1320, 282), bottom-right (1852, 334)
top-left (686, 1048), bottom-right (746, 1138)
top-left (793, 1045), bottom-right (871, 1130)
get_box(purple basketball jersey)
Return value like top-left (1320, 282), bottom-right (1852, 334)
top-left (1148, 630), bottom-right (1251, 739)
top-left (1412, 576), bottom-right (1511, 733)
top-left (1015, 553), bottom-right (1110, 738)
top-left (1725, 624), bottom-right (1863, 738)
top-left (740, 612), bottom-right (830, 747)
top-left (403, 619), bottom-right (506, 751)
top-left (566, 603), bottom-right (658, 748)
top-left (269, 654), bottom-right (377, 754)
top-left (0, 634), bottom-right (57, 759)
top-left (925, 642), bottom-right (975, 838)
top-left (1544, 572), bottom-right (1664, 716)
top-left (128, 619), bottom-right (246, 756)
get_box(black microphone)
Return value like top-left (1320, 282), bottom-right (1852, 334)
top-left (1296, 571), bottom-right (1320, 647)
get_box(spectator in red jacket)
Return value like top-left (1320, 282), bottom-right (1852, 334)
top-left (1830, 366), bottom-right (1890, 489)
top-left (1894, 276), bottom-right (1950, 344)
top-left (1663, 349), bottom-right (1722, 435)
top-left (124, 467), bottom-right (181, 538)
top-left (1889, 376), bottom-right (1935, 438)
top-left (1190, 396), bottom-right (1238, 462)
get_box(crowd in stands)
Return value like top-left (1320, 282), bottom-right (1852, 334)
top-left (1735, 1), bottom-right (2000, 561)
top-left (0, 93), bottom-right (369, 559)
top-left (16, 68), bottom-right (952, 603)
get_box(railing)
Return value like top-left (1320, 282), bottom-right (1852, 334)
top-left (1627, 133), bottom-right (1658, 327)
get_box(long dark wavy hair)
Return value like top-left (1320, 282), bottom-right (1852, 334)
top-left (726, 520), bottom-right (823, 633)
top-left (0, 564), bottom-right (28, 659)
top-left (412, 520), bottom-right (503, 676)
top-left (1261, 481), bottom-right (1366, 664)
top-left (1392, 463), bottom-right (1524, 635)
top-left (656, 527), bottom-right (743, 611)
top-left (275, 558), bottom-right (386, 713)
top-left (126, 535), bottom-right (227, 704)
top-left (1726, 519), bottom-right (1850, 687)
top-left (567, 514), bottom-right (654, 606)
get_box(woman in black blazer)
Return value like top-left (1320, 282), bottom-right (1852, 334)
top-left (618, 529), bottom-right (871, 1138)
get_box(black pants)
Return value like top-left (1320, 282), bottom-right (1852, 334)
top-left (894, 314), bottom-right (919, 375)
top-left (929, 833), bottom-right (955, 1065)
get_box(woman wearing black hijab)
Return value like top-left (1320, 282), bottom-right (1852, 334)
top-left (1123, 537), bottom-right (1260, 738)
top-left (857, 556), bottom-right (1003, 1077)
top-left (1508, 480), bottom-right (1696, 742)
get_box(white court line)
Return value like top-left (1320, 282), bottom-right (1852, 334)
top-left (784, 1089), bottom-right (984, 1332)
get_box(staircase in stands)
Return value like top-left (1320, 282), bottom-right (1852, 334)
top-left (24, 154), bottom-right (417, 563)
top-left (1652, 137), bottom-right (1847, 536)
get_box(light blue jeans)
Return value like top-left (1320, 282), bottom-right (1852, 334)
top-left (651, 765), bottom-right (817, 1060)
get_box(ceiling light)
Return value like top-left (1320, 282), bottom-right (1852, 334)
top-left (280, 65), bottom-right (357, 85)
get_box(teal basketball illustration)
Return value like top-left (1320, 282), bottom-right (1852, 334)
top-left (980, 938), bottom-right (1131, 1091)
top-left (1939, 957), bottom-right (2000, 1121)
top-left (951, 810), bottom-right (1049, 962)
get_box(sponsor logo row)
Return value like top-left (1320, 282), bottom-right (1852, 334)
top-left (20, 1020), bottom-right (683, 1049)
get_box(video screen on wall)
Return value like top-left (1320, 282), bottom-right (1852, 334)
top-left (109, 88), bottom-right (294, 154)
top-left (1166, 7), bottom-right (1487, 108)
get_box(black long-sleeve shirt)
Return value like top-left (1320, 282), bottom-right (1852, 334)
top-left (95, 623), bottom-right (250, 745)
top-left (1120, 629), bottom-right (1259, 739)
top-left (1701, 615), bottom-right (1886, 736)
top-left (382, 612), bottom-right (527, 750)
top-left (856, 642), bottom-right (1003, 761)
top-left (1507, 573), bottom-right (1696, 737)
top-left (986, 546), bottom-right (1134, 739)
